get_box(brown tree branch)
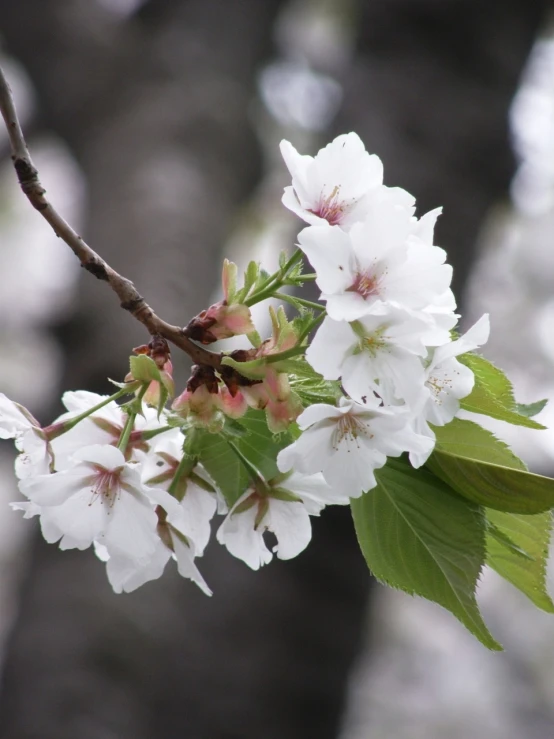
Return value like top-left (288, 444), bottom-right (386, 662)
top-left (0, 64), bottom-right (223, 371)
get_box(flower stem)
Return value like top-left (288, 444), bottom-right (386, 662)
top-left (244, 249), bottom-right (303, 307)
top-left (117, 412), bottom-right (136, 453)
top-left (168, 452), bottom-right (197, 501)
top-left (44, 385), bottom-right (138, 440)
top-left (297, 310), bottom-right (325, 344)
top-left (116, 386), bottom-right (147, 453)
top-left (273, 292), bottom-right (325, 312)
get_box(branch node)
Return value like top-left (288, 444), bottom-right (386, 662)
top-left (84, 260), bottom-right (109, 281)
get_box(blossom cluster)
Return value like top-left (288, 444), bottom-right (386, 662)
top-left (276, 133), bottom-right (489, 492)
top-left (0, 133), bottom-right (490, 594)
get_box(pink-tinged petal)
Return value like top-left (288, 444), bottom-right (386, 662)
top-left (297, 225), bottom-right (354, 294)
top-left (19, 467), bottom-right (95, 507)
top-left (220, 304), bottom-right (255, 335)
top-left (172, 482), bottom-right (217, 556)
top-left (280, 139), bottom-right (312, 195)
top-left (277, 422), bottom-right (335, 476)
top-left (218, 387), bottom-right (248, 420)
top-left (216, 494), bottom-right (272, 570)
top-left (281, 186), bottom-right (325, 226)
top-left (141, 484), bottom-right (185, 522)
top-left (350, 201), bottom-right (412, 267)
top-left (38, 509), bottom-right (66, 544)
top-left (324, 292), bottom-right (377, 322)
top-left (14, 428), bottom-right (52, 479)
top-left (0, 394), bottom-right (35, 438)
top-left (378, 185), bottom-right (416, 211)
top-left (323, 442), bottom-right (385, 498)
top-left (72, 444), bottom-right (126, 470)
top-left (61, 390), bottom-right (108, 414)
top-left (268, 499), bottom-right (312, 560)
top-left (105, 543), bottom-right (170, 594)
top-left (102, 490), bottom-right (158, 562)
top-left (306, 318), bottom-right (355, 379)
top-left (171, 534), bottom-right (212, 596)
top-left (50, 488), bottom-right (110, 550)
top-left (296, 402), bottom-right (342, 429)
top-left (10, 500), bottom-right (41, 518)
top-left (283, 471), bottom-right (349, 508)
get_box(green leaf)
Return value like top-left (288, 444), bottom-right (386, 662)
top-left (515, 399), bottom-right (548, 418)
top-left (351, 457), bottom-right (500, 650)
top-left (284, 357), bottom-right (342, 405)
top-left (432, 418), bottom-right (527, 470)
top-left (196, 409), bottom-right (291, 507)
top-left (459, 353), bottom-right (545, 429)
top-left (486, 509), bottom-right (554, 613)
top-left (486, 521), bottom-right (534, 561)
top-left (429, 419), bottom-right (554, 513)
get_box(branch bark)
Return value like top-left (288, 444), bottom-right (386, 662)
top-left (0, 65), bottom-right (224, 371)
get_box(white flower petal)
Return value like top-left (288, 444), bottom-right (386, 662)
top-left (172, 534), bottom-right (212, 596)
top-left (306, 318), bottom-right (355, 379)
top-left (216, 493), bottom-right (272, 571)
top-left (297, 225), bottom-right (354, 294)
top-left (268, 500), bottom-right (312, 560)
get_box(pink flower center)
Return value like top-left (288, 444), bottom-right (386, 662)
top-left (90, 467), bottom-right (121, 508)
top-left (347, 270), bottom-right (380, 299)
top-left (308, 185), bottom-right (345, 226)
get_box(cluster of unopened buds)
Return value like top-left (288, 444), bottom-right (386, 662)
top-left (0, 133), bottom-right (490, 593)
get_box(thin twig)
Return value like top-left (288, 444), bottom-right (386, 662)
top-left (0, 65), bottom-right (223, 370)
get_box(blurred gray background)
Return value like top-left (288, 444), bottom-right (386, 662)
top-left (1, 1), bottom-right (554, 737)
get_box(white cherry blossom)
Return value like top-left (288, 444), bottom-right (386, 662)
top-left (306, 309), bottom-right (441, 405)
top-left (277, 396), bottom-right (433, 498)
top-left (17, 444), bottom-right (172, 559)
top-left (280, 133), bottom-right (388, 229)
top-left (217, 471), bottom-right (338, 570)
top-left (298, 206), bottom-right (453, 322)
top-left (51, 389), bottom-right (176, 470)
top-left (94, 514), bottom-right (212, 597)
top-left (408, 314), bottom-right (490, 467)
top-left (140, 433), bottom-right (218, 555)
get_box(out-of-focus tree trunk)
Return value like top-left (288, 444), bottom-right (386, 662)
top-left (0, 1), bottom-right (550, 738)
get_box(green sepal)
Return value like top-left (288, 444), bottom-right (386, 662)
top-left (236, 260), bottom-right (259, 303)
top-left (129, 354), bottom-right (161, 384)
top-left (269, 488), bottom-right (302, 503)
top-left (351, 456), bottom-right (501, 650)
top-left (247, 330), bottom-right (262, 348)
top-left (155, 385), bottom-right (169, 419)
top-left (221, 355), bottom-right (267, 379)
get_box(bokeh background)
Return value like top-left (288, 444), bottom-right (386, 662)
top-left (1, 1), bottom-right (554, 737)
